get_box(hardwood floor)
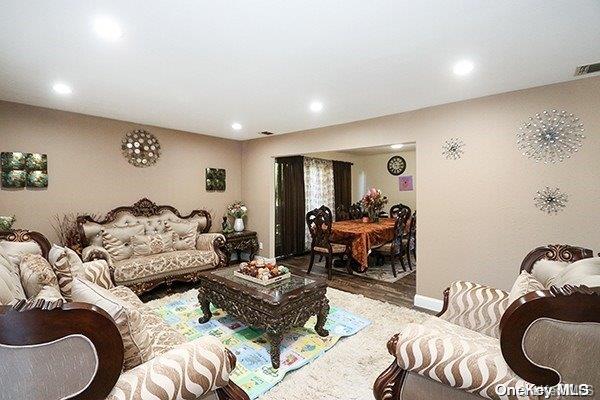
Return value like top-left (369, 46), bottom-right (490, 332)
top-left (283, 254), bottom-right (417, 309)
top-left (142, 254), bottom-right (420, 311)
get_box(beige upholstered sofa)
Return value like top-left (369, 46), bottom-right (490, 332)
top-left (77, 198), bottom-right (228, 295)
top-left (0, 229), bottom-right (248, 400)
top-left (374, 244), bottom-right (600, 400)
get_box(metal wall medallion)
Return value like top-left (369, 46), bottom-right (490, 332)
top-left (516, 110), bottom-right (585, 164)
top-left (442, 138), bottom-right (465, 160)
top-left (534, 186), bottom-right (568, 214)
top-left (121, 129), bottom-right (161, 167)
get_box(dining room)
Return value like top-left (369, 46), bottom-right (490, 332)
top-left (274, 143), bottom-right (417, 307)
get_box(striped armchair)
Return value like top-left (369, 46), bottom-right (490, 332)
top-left (374, 245), bottom-right (600, 400)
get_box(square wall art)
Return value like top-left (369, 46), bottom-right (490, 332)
top-left (399, 175), bottom-right (413, 191)
top-left (206, 168), bottom-right (226, 191)
top-left (1, 152), bottom-right (26, 170)
top-left (1, 151), bottom-right (48, 189)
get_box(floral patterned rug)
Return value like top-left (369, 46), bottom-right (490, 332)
top-left (152, 289), bottom-right (370, 399)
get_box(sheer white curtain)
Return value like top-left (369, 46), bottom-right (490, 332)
top-left (304, 157), bottom-right (335, 249)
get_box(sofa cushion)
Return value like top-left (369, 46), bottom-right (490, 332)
top-left (131, 232), bottom-right (175, 257)
top-left (395, 319), bottom-right (533, 400)
top-left (102, 224), bottom-right (145, 261)
top-left (19, 254), bottom-right (60, 299)
top-left (71, 278), bottom-right (152, 370)
top-left (48, 244), bottom-right (85, 301)
top-left (0, 247), bottom-right (26, 304)
top-left (113, 249), bottom-right (217, 285)
top-left (548, 257), bottom-right (600, 288)
top-left (165, 220), bottom-right (198, 250)
top-left (530, 259), bottom-right (570, 287)
top-left (0, 240), bottom-right (42, 273)
top-left (34, 285), bottom-right (65, 302)
top-left (508, 270), bottom-right (545, 304)
top-left (107, 284), bottom-right (186, 357)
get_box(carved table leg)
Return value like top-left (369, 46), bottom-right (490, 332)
top-left (198, 293), bottom-right (212, 323)
top-left (267, 331), bottom-right (283, 369)
top-left (315, 297), bottom-right (330, 337)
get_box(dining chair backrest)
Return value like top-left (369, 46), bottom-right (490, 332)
top-left (392, 208), bottom-right (411, 253)
top-left (349, 202), bottom-right (363, 219)
top-left (319, 205), bottom-right (333, 222)
top-left (390, 203), bottom-right (411, 219)
top-left (306, 207), bottom-right (333, 249)
top-left (335, 205), bottom-right (350, 221)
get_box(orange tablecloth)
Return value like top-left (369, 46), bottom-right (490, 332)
top-left (331, 218), bottom-right (395, 271)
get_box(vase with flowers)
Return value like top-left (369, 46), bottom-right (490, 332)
top-left (228, 201), bottom-right (248, 232)
top-left (360, 188), bottom-right (388, 223)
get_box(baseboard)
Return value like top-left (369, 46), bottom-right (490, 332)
top-left (413, 294), bottom-right (443, 313)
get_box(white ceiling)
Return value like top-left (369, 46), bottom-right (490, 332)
top-left (1, 1), bottom-right (599, 141)
top-left (340, 143), bottom-right (416, 156)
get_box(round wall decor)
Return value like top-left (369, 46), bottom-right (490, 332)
top-left (442, 137), bottom-right (465, 160)
top-left (534, 186), bottom-right (568, 214)
top-left (387, 156), bottom-right (406, 175)
top-left (516, 109), bottom-right (585, 164)
top-left (121, 129), bottom-right (161, 167)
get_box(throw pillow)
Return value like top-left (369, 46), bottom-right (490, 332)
top-left (165, 220), bottom-right (198, 250)
top-left (508, 270), bottom-right (545, 304)
top-left (0, 247), bottom-right (26, 304)
top-left (71, 278), bottom-right (152, 370)
top-left (79, 260), bottom-right (114, 289)
top-left (102, 224), bottom-right (144, 261)
top-left (34, 285), bottom-right (65, 302)
top-left (548, 257), bottom-right (600, 288)
top-left (0, 240), bottom-right (42, 273)
top-left (131, 232), bottom-right (175, 257)
top-left (49, 244), bottom-right (84, 301)
top-left (19, 254), bottom-right (60, 299)
top-left (530, 259), bottom-right (570, 288)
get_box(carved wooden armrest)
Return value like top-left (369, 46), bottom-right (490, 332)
top-left (197, 233), bottom-right (229, 267)
top-left (0, 300), bottom-right (124, 400)
top-left (500, 285), bottom-right (600, 386)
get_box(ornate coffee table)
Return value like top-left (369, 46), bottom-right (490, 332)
top-left (197, 266), bottom-right (329, 369)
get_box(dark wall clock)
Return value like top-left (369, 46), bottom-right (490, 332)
top-left (387, 156), bottom-right (406, 175)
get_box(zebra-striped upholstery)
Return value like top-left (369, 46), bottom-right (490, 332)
top-left (439, 281), bottom-right (510, 339)
top-left (395, 319), bottom-right (534, 400)
top-left (106, 336), bottom-right (231, 400)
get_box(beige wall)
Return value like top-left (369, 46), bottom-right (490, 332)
top-left (305, 149), bottom-right (417, 212)
top-left (361, 150), bottom-right (416, 212)
top-left (0, 101), bottom-right (242, 242)
top-left (242, 77), bottom-right (600, 299)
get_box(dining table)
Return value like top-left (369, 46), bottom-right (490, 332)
top-left (331, 218), bottom-right (396, 271)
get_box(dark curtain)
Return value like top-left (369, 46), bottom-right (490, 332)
top-left (333, 160), bottom-right (352, 212)
top-left (275, 156), bottom-right (306, 258)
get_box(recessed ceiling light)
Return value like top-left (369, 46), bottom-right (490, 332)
top-left (93, 16), bottom-right (123, 41)
top-left (52, 82), bottom-right (72, 95)
top-left (453, 60), bottom-right (474, 76)
top-left (309, 101), bottom-right (324, 112)
top-left (390, 144), bottom-right (404, 149)
top-left (231, 122), bottom-right (242, 130)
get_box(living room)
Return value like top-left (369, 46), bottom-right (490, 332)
top-left (1, 2), bottom-right (599, 400)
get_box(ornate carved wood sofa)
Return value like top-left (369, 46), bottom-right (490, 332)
top-left (374, 244), bottom-right (600, 400)
top-left (77, 198), bottom-right (228, 295)
top-left (0, 229), bottom-right (249, 400)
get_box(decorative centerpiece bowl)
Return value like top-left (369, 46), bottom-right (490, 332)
top-left (235, 260), bottom-right (291, 286)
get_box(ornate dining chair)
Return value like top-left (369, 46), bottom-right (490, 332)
top-left (306, 207), bottom-right (353, 280)
top-left (406, 211), bottom-right (416, 268)
top-left (349, 202), bottom-right (363, 220)
top-left (389, 203), bottom-right (411, 218)
top-left (335, 204), bottom-right (351, 221)
top-left (372, 207), bottom-right (411, 277)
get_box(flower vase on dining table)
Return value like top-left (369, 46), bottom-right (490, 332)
top-left (369, 210), bottom-right (380, 223)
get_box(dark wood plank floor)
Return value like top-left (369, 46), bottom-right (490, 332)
top-left (282, 254), bottom-right (417, 309)
top-left (142, 254), bottom-right (419, 310)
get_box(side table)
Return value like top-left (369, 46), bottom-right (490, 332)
top-left (224, 230), bottom-right (259, 263)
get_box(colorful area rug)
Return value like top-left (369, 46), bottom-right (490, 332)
top-left (154, 293), bottom-right (370, 399)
